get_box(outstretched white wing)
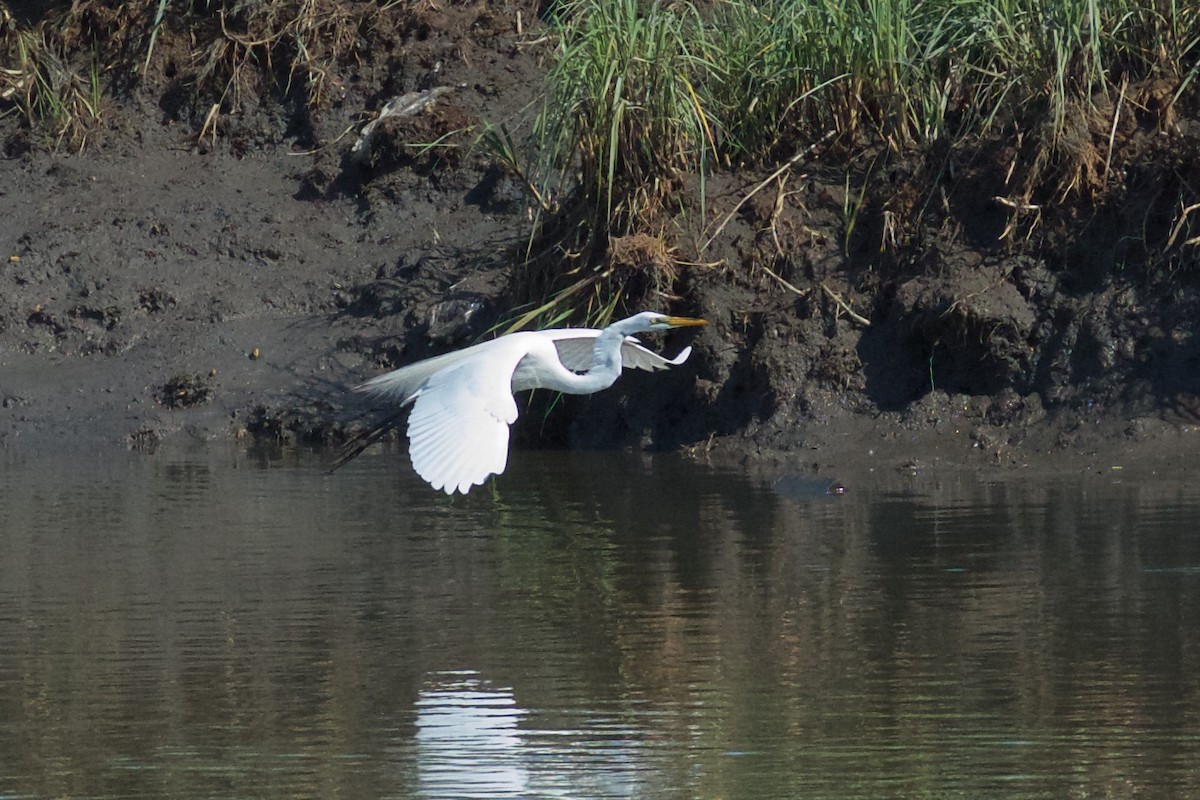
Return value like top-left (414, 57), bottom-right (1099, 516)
top-left (353, 339), bottom-right (500, 405)
top-left (548, 329), bottom-right (691, 373)
top-left (405, 349), bottom-right (525, 495)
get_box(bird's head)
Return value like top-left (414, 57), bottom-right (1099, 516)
top-left (625, 311), bottom-right (708, 333)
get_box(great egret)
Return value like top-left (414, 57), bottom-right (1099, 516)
top-left (335, 311), bottom-right (707, 494)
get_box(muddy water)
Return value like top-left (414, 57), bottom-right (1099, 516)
top-left (1, 446), bottom-right (1199, 799)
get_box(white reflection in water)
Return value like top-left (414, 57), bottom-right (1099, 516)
top-left (414, 670), bottom-right (650, 799)
top-left (415, 671), bottom-right (528, 798)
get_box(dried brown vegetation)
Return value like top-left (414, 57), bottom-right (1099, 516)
top-left (0, 0), bottom-right (419, 148)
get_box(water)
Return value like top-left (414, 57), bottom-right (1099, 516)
top-left (1, 445), bottom-right (1199, 799)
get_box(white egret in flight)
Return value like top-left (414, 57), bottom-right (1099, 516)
top-left (334, 311), bottom-right (707, 494)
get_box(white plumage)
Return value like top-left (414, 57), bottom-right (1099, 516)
top-left (341, 311), bottom-right (706, 494)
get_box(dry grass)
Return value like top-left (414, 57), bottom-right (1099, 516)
top-left (1, 6), bottom-right (104, 149)
top-left (189, 0), bottom-right (378, 113)
top-left (0, 0), bottom-right (397, 148)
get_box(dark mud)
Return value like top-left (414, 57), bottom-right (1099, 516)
top-left (3, 4), bottom-right (1199, 477)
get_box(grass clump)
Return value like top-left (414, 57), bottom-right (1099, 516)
top-left (185, 0), bottom-right (378, 115)
top-left (502, 0), bottom-right (714, 330)
top-left (712, 0), bottom-right (1196, 163)
top-left (703, 0), bottom-right (947, 156)
top-left (1, 6), bottom-right (106, 150)
top-left (534, 0), bottom-right (714, 235)
top-left (2, 29), bottom-right (104, 150)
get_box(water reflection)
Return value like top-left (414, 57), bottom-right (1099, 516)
top-left (414, 669), bottom-right (660, 799)
top-left (415, 672), bottom-right (527, 798)
top-left (0, 446), bottom-right (1198, 798)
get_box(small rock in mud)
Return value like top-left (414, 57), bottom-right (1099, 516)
top-left (26, 305), bottom-right (66, 334)
top-left (138, 288), bottom-right (177, 314)
top-left (69, 304), bottom-right (122, 331)
top-left (157, 373), bottom-right (216, 409)
top-left (425, 297), bottom-right (485, 345)
top-left (242, 402), bottom-right (343, 445)
top-left (126, 428), bottom-right (163, 453)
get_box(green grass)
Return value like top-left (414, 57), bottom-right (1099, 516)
top-left (532, 0), bottom-right (716, 235)
top-left (522, 0), bottom-right (1200, 199)
top-left (4, 27), bottom-right (104, 150)
top-left (500, 0), bottom-right (719, 329)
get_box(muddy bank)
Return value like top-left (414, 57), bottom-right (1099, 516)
top-left (2, 3), bottom-right (1199, 476)
top-left (0, 138), bottom-right (515, 451)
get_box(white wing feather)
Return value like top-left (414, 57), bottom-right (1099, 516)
top-left (405, 352), bottom-right (523, 495)
top-left (352, 339), bottom-right (502, 405)
top-left (548, 329), bottom-right (691, 372)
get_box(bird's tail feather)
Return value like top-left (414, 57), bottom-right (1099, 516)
top-left (328, 408), bottom-right (408, 473)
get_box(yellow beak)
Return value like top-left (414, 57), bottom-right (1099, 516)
top-left (665, 316), bottom-right (708, 327)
